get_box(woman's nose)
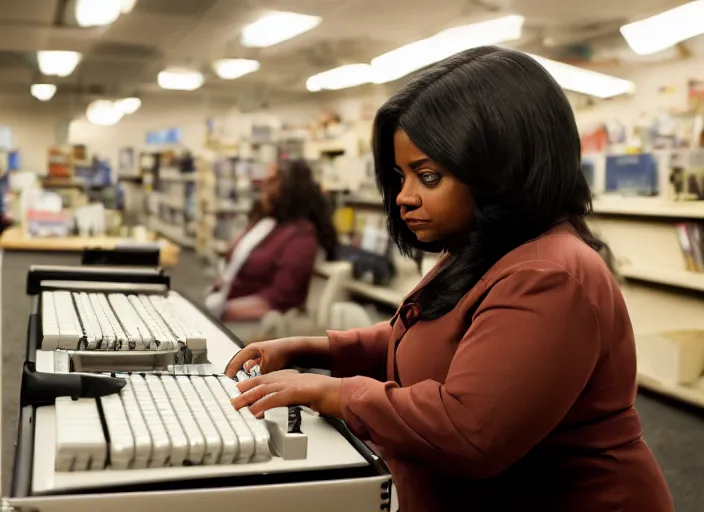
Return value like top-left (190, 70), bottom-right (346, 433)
top-left (396, 182), bottom-right (421, 209)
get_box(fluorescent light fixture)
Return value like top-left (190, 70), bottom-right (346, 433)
top-left (75, 0), bottom-right (122, 27)
top-left (620, 1), bottom-right (704, 55)
top-left (307, 64), bottom-right (375, 92)
top-left (371, 15), bottom-right (524, 84)
top-left (116, 97), bottom-right (141, 114)
top-left (30, 84), bottom-right (57, 101)
top-left (37, 51), bottom-right (82, 77)
top-left (86, 100), bottom-right (124, 126)
top-left (241, 11), bottom-right (322, 48)
top-left (121, 0), bottom-right (137, 13)
top-left (528, 54), bottom-right (635, 99)
top-left (157, 68), bottom-right (204, 91)
top-left (213, 59), bottom-right (260, 80)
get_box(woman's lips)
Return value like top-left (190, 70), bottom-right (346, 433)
top-left (405, 219), bottom-right (430, 230)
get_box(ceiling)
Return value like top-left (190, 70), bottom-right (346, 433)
top-left (0, 0), bottom-right (697, 110)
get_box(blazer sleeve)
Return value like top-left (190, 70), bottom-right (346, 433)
top-left (327, 322), bottom-right (392, 380)
top-left (338, 263), bottom-right (601, 478)
top-left (255, 228), bottom-right (318, 311)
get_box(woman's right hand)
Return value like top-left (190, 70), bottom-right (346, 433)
top-left (224, 337), bottom-right (330, 378)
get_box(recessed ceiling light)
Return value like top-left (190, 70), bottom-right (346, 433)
top-left (306, 64), bottom-right (374, 92)
top-left (620, 1), bottom-right (704, 55)
top-left (371, 15), bottom-right (525, 84)
top-left (116, 97), bottom-right (141, 114)
top-left (37, 51), bottom-right (82, 77)
top-left (75, 0), bottom-right (122, 27)
top-left (241, 11), bottom-right (321, 48)
top-left (86, 100), bottom-right (124, 126)
top-left (30, 84), bottom-right (57, 101)
top-left (157, 68), bottom-right (205, 91)
top-left (213, 59), bottom-right (260, 80)
top-left (529, 54), bottom-right (635, 99)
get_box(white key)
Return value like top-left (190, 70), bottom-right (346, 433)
top-left (109, 294), bottom-right (147, 350)
top-left (218, 376), bottom-right (271, 462)
top-left (55, 397), bottom-right (107, 471)
top-left (160, 376), bottom-right (205, 464)
top-left (71, 292), bottom-right (96, 350)
top-left (206, 376), bottom-right (255, 463)
top-left (129, 375), bottom-right (170, 467)
top-left (149, 296), bottom-right (187, 346)
top-left (79, 292), bottom-right (104, 349)
top-left (138, 295), bottom-right (175, 350)
top-left (42, 292), bottom-right (60, 350)
top-left (53, 291), bottom-right (82, 350)
top-left (191, 377), bottom-right (239, 464)
top-left (90, 293), bottom-right (116, 350)
top-left (129, 295), bottom-right (165, 351)
top-left (176, 376), bottom-right (222, 464)
top-left (144, 375), bottom-right (187, 466)
top-left (100, 392), bottom-right (135, 469)
top-left (118, 375), bottom-right (152, 468)
top-left (98, 294), bottom-right (128, 350)
top-left (152, 296), bottom-right (207, 350)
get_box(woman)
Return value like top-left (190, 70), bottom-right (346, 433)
top-left (226, 47), bottom-right (674, 511)
top-left (205, 159), bottom-right (337, 322)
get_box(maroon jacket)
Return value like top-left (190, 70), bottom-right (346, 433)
top-left (328, 223), bottom-right (673, 512)
top-left (224, 219), bottom-right (318, 312)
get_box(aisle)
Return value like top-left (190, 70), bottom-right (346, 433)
top-left (1, 249), bottom-right (702, 510)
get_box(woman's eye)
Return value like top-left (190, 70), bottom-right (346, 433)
top-left (419, 172), bottom-right (440, 186)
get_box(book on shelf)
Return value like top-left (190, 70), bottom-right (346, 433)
top-left (675, 222), bottom-right (704, 272)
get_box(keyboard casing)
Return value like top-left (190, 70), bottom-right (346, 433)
top-left (6, 270), bottom-right (392, 512)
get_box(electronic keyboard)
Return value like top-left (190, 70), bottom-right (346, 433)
top-left (4, 265), bottom-right (392, 512)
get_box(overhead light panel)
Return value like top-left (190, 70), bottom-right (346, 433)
top-left (86, 100), bottom-right (124, 126)
top-left (116, 97), bottom-right (141, 115)
top-left (213, 59), bottom-right (260, 80)
top-left (620, 1), bottom-right (704, 55)
top-left (120, 0), bottom-right (137, 13)
top-left (37, 51), bottom-right (82, 77)
top-left (157, 68), bottom-right (204, 91)
top-left (30, 84), bottom-right (57, 102)
top-left (307, 64), bottom-right (375, 92)
top-left (241, 11), bottom-right (322, 48)
top-left (371, 15), bottom-right (524, 84)
top-left (75, 0), bottom-right (122, 27)
top-left (529, 54), bottom-right (635, 99)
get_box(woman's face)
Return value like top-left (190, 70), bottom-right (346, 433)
top-left (393, 130), bottom-right (475, 243)
top-left (261, 163), bottom-right (280, 213)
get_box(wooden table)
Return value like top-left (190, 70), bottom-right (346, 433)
top-left (0, 227), bottom-right (180, 268)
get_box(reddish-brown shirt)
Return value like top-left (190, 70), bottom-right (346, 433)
top-left (328, 223), bottom-right (674, 512)
top-left (225, 219), bottom-right (318, 312)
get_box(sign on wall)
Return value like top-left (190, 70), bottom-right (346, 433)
top-left (146, 127), bottom-right (182, 145)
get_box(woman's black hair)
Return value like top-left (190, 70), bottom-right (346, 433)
top-left (255, 159), bottom-right (338, 260)
top-left (373, 45), bottom-right (613, 321)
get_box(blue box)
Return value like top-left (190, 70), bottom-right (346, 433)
top-left (605, 153), bottom-right (658, 196)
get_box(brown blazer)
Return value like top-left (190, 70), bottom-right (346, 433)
top-left (328, 223), bottom-right (673, 512)
top-left (224, 220), bottom-right (318, 311)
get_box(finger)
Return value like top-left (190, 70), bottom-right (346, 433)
top-left (243, 358), bottom-right (261, 372)
top-left (231, 382), bottom-right (283, 410)
top-left (225, 347), bottom-right (260, 378)
top-left (248, 389), bottom-right (298, 417)
top-left (236, 375), bottom-right (264, 394)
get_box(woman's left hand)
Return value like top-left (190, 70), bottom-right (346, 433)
top-left (231, 370), bottom-right (343, 418)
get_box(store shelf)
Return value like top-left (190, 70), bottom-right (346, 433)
top-left (620, 265), bottom-right (704, 292)
top-left (637, 372), bottom-right (704, 409)
top-left (592, 197), bottom-right (704, 219)
top-left (148, 217), bottom-right (195, 248)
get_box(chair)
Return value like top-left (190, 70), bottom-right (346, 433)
top-left (225, 260), bottom-right (353, 344)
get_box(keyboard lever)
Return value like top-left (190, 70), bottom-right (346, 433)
top-left (21, 363), bottom-right (126, 406)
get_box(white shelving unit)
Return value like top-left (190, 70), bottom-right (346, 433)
top-left (589, 192), bottom-right (704, 407)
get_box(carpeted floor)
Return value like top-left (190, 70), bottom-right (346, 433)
top-left (2, 249), bottom-right (703, 510)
